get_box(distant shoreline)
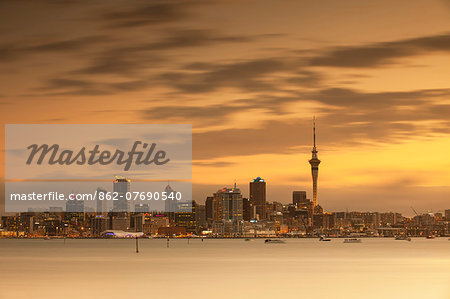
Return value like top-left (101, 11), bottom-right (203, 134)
top-left (1, 236), bottom-right (449, 240)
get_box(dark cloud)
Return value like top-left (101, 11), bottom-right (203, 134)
top-left (145, 29), bottom-right (253, 51)
top-left (306, 87), bottom-right (450, 109)
top-left (309, 33), bottom-right (450, 68)
top-left (0, 45), bottom-right (17, 61)
top-left (75, 29), bottom-right (252, 76)
top-left (33, 78), bottom-right (149, 96)
top-left (158, 57), bottom-right (299, 93)
top-left (141, 93), bottom-right (315, 124)
top-left (75, 49), bottom-right (164, 76)
top-left (0, 35), bottom-right (109, 62)
top-left (102, 1), bottom-right (199, 28)
top-left (284, 70), bottom-right (322, 87)
top-left (144, 105), bottom-right (240, 120)
top-left (28, 36), bottom-right (108, 52)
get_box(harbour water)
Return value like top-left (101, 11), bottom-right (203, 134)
top-left (1, 238), bottom-right (449, 299)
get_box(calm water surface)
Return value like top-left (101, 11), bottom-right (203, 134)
top-left (0, 238), bottom-right (449, 299)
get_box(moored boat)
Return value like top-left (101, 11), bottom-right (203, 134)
top-left (395, 235), bottom-right (411, 241)
top-left (344, 238), bottom-right (361, 243)
top-left (265, 239), bottom-right (285, 244)
top-left (319, 236), bottom-right (331, 241)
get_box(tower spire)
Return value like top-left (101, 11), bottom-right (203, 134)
top-left (313, 116), bottom-right (316, 148)
top-left (309, 116), bottom-right (321, 209)
top-left (312, 116), bottom-right (318, 158)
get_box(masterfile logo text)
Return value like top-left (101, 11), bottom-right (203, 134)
top-left (26, 141), bottom-right (170, 171)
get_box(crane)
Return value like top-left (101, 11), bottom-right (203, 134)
top-left (410, 206), bottom-right (419, 216)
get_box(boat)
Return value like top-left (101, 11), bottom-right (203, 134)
top-left (265, 239), bottom-right (285, 244)
top-left (319, 236), bottom-right (331, 241)
top-left (43, 236), bottom-right (51, 240)
top-left (344, 238), bottom-right (361, 243)
top-left (426, 235), bottom-right (436, 239)
top-left (395, 235), bottom-right (411, 241)
top-left (244, 238), bottom-right (251, 241)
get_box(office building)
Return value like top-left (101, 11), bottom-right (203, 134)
top-left (250, 177), bottom-right (266, 220)
top-left (95, 188), bottom-right (108, 214)
top-left (292, 191), bottom-right (308, 208)
top-left (113, 176), bottom-right (130, 212)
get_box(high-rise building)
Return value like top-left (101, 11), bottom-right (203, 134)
top-left (242, 197), bottom-right (251, 221)
top-left (66, 195), bottom-right (84, 213)
top-left (308, 118), bottom-right (321, 210)
top-left (196, 204), bottom-right (207, 229)
top-left (250, 177), bottom-right (266, 220)
top-left (212, 186), bottom-right (243, 235)
top-left (109, 215), bottom-right (130, 231)
top-left (175, 201), bottom-right (197, 233)
top-left (164, 184), bottom-right (178, 212)
top-left (135, 203), bottom-right (149, 213)
top-left (113, 176), bottom-right (130, 212)
top-left (213, 186), bottom-right (243, 222)
top-left (292, 191), bottom-right (308, 208)
top-left (205, 196), bottom-right (213, 225)
top-left (95, 187), bottom-right (107, 214)
top-left (131, 214), bottom-right (145, 232)
top-left (92, 215), bottom-right (108, 236)
top-left (292, 191), bottom-right (313, 227)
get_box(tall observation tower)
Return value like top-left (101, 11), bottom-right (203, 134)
top-left (309, 117), bottom-right (321, 210)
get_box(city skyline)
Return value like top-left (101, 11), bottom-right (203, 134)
top-left (2, 172), bottom-right (449, 238)
top-left (1, 3), bottom-right (449, 299)
top-left (1, 0), bottom-right (450, 215)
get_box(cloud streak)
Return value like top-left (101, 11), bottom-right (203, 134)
top-left (309, 33), bottom-right (450, 68)
top-left (102, 1), bottom-right (198, 28)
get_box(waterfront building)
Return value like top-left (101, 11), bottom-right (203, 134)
top-left (135, 203), bottom-right (150, 213)
top-left (242, 197), bottom-right (251, 221)
top-left (92, 215), bottom-right (108, 236)
top-left (205, 196), bottom-right (214, 225)
top-left (142, 214), bottom-right (169, 235)
top-left (250, 177), bottom-right (266, 220)
top-left (95, 188), bottom-right (108, 214)
top-left (131, 214), bottom-right (145, 232)
top-left (109, 214), bottom-right (130, 231)
top-left (212, 185), bottom-right (243, 235)
top-left (196, 204), bottom-right (207, 230)
top-left (175, 201), bottom-right (197, 233)
top-left (66, 196), bottom-right (84, 213)
top-left (164, 184), bottom-right (178, 213)
top-left (293, 191), bottom-right (308, 208)
top-left (113, 176), bottom-right (130, 212)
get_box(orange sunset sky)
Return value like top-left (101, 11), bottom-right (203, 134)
top-left (1, 0), bottom-right (450, 215)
